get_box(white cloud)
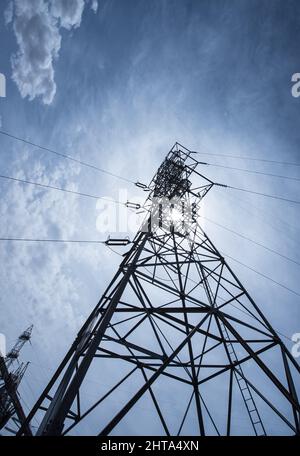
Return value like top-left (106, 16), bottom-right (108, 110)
top-left (7, 0), bottom-right (98, 105)
top-left (50, 0), bottom-right (85, 30)
top-left (4, 1), bottom-right (13, 25)
top-left (10, 0), bottom-right (61, 105)
top-left (90, 0), bottom-right (98, 13)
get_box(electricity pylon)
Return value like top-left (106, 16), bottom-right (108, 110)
top-left (0, 325), bottom-right (33, 434)
top-left (5, 325), bottom-right (33, 369)
top-left (19, 145), bottom-right (299, 436)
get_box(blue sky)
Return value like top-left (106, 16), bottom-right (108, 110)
top-left (0, 0), bottom-right (300, 435)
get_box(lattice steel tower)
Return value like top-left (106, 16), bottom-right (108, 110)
top-left (19, 144), bottom-right (299, 436)
top-left (0, 325), bottom-right (33, 434)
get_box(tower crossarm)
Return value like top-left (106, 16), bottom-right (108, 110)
top-left (5, 325), bottom-right (33, 368)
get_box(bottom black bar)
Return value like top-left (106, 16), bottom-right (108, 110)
top-left (0, 436), bottom-right (299, 454)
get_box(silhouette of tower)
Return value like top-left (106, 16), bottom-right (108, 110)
top-left (19, 145), bottom-right (299, 436)
top-left (0, 325), bottom-right (33, 433)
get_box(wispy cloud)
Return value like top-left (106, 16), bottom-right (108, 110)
top-left (5, 0), bottom-right (98, 104)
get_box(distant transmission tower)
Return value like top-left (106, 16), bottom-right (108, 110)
top-left (0, 325), bottom-right (33, 434)
top-left (19, 145), bottom-right (299, 436)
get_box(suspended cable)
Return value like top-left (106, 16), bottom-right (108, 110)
top-left (206, 162), bottom-right (300, 182)
top-left (19, 396), bottom-right (39, 429)
top-left (220, 184), bottom-right (300, 205)
top-left (201, 215), bottom-right (300, 266)
top-left (0, 237), bottom-right (106, 244)
top-left (191, 147), bottom-right (300, 167)
top-left (0, 173), bottom-right (124, 206)
top-left (218, 190), bottom-right (298, 242)
top-left (21, 379), bottom-right (40, 428)
top-left (223, 251), bottom-right (300, 298)
top-left (0, 129), bottom-right (135, 184)
top-left (0, 237), bottom-right (132, 246)
top-left (218, 295), bottom-right (293, 342)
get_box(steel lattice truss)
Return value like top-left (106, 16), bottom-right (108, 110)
top-left (19, 144), bottom-right (300, 436)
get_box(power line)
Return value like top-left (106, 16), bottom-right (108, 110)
top-left (0, 129), bottom-right (135, 184)
top-left (106, 244), bottom-right (126, 256)
top-left (225, 300), bottom-right (293, 342)
top-left (0, 237), bottom-right (106, 244)
top-left (225, 184), bottom-right (300, 205)
top-left (218, 189), bottom-right (298, 244)
top-left (0, 237), bottom-right (132, 246)
top-left (191, 147), bottom-right (300, 167)
top-left (0, 173), bottom-right (124, 206)
top-left (206, 162), bottom-right (300, 182)
top-left (223, 251), bottom-right (300, 298)
top-left (19, 396), bottom-right (39, 430)
top-left (201, 215), bottom-right (300, 266)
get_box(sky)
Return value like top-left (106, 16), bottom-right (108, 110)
top-left (0, 0), bottom-right (300, 435)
